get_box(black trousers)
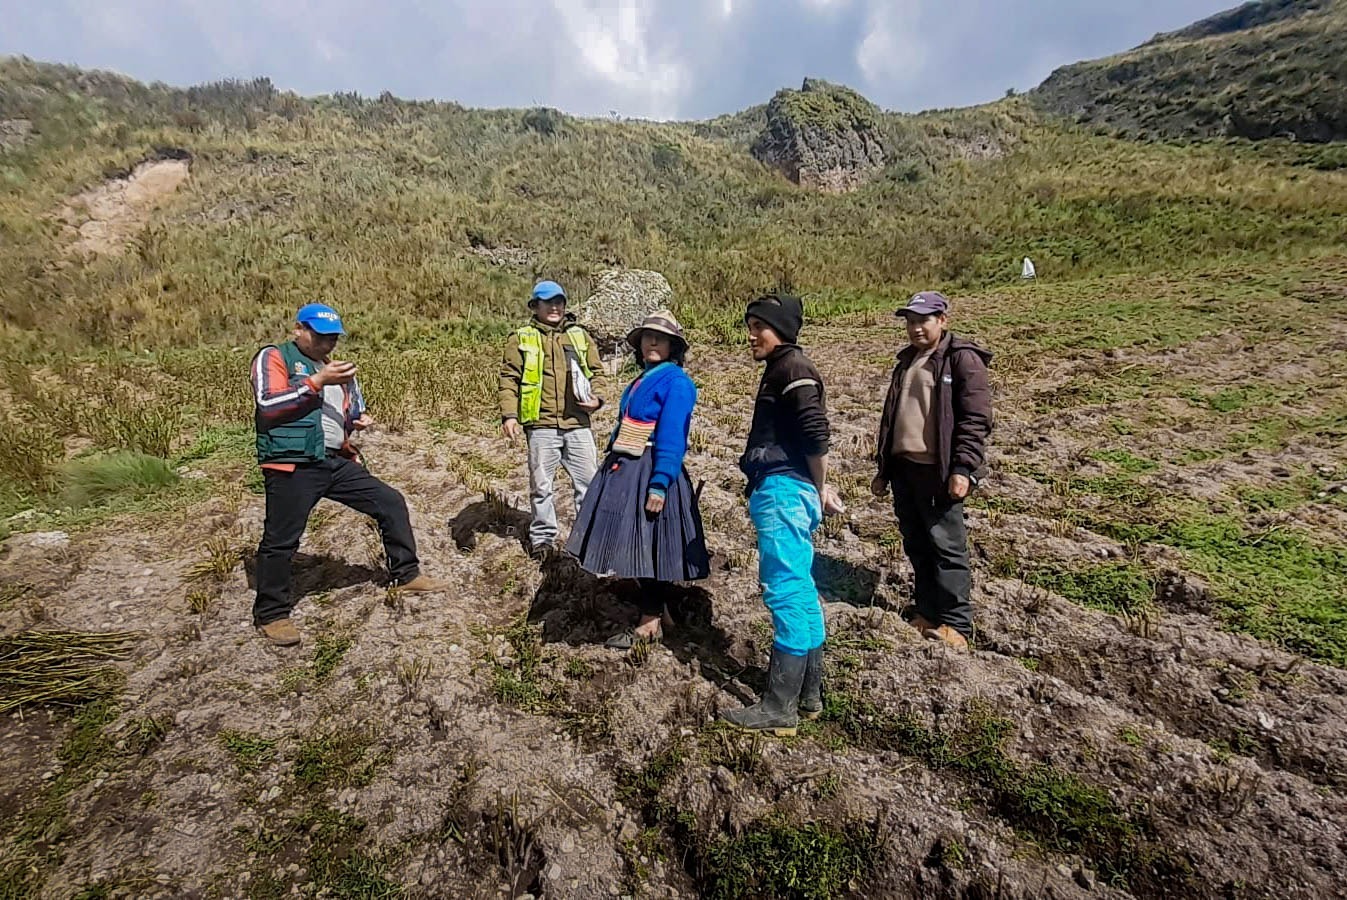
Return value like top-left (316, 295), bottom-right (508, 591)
top-left (890, 459), bottom-right (973, 637)
top-left (253, 457), bottom-right (420, 625)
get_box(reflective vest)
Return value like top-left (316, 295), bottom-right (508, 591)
top-left (255, 341), bottom-right (328, 464)
top-left (517, 324), bottom-right (592, 425)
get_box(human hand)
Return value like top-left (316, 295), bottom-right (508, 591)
top-left (948, 474), bottom-right (971, 501)
top-left (822, 485), bottom-right (846, 516)
top-left (645, 492), bottom-right (666, 515)
top-left (869, 475), bottom-right (888, 498)
top-left (502, 418), bottom-right (523, 443)
top-left (576, 397), bottom-right (601, 412)
top-left (352, 413), bottom-right (374, 431)
top-left (313, 361), bottom-right (357, 388)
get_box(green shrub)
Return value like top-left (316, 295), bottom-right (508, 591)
top-left (59, 451), bottom-right (179, 508)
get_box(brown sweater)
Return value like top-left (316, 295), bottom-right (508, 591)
top-left (890, 348), bottom-right (937, 463)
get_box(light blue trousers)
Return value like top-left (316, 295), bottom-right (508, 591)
top-left (749, 474), bottom-right (824, 656)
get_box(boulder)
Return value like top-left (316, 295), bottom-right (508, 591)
top-left (0, 119), bottom-right (32, 153)
top-left (575, 269), bottom-right (674, 359)
top-left (751, 79), bottom-right (886, 193)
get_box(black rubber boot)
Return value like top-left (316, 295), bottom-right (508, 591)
top-left (722, 647), bottom-right (808, 736)
top-left (799, 646), bottom-right (823, 720)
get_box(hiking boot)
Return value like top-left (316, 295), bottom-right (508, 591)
top-left (721, 647), bottom-right (808, 737)
top-left (909, 614), bottom-right (935, 633)
top-left (799, 646), bottom-right (824, 720)
top-left (923, 624), bottom-right (969, 652)
top-left (398, 574), bottom-right (451, 592)
top-left (258, 618), bottom-right (301, 647)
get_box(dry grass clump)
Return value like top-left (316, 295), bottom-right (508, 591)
top-left (0, 630), bottom-right (136, 713)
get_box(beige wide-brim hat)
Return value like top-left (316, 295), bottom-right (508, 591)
top-left (626, 309), bottom-right (688, 352)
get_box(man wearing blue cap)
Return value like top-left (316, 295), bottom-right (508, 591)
top-left (249, 303), bottom-right (448, 647)
top-left (872, 291), bottom-right (992, 651)
top-left (499, 281), bottom-right (607, 558)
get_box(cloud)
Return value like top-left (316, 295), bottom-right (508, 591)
top-left (0, 0), bottom-right (1239, 119)
top-left (855, 1), bottom-right (927, 88)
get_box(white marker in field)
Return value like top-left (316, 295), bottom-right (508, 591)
top-left (1021, 257), bottom-right (1036, 279)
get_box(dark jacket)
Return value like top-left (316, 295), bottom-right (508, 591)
top-left (740, 344), bottom-right (830, 492)
top-left (876, 333), bottom-right (992, 487)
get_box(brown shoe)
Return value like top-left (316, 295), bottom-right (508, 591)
top-left (258, 618), bottom-right (301, 647)
top-left (923, 624), bottom-right (969, 652)
top-left (397, 574), bottom-right (451, 593)
top-left (909, 614), bottom-right (935, 633)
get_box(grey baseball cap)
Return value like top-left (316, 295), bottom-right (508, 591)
top-left (897, 291), bottom-right (950, 317)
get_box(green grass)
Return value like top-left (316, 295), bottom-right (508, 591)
top-left (1023, 563), bottom-right (1155, 614)
top-left (699, 817), bottom-right (879, 900)
top-left (1090, 449), bottom-right (1158, 473)
top-left (59, 451), bottom-right (179, 509)
top-left (1087, 509), bottom-right (1347, 664)
top-left (219, 730), bottom-right (277, 772)
top-left (826, 696), bottom-right (1190, 891)
top-left (293, 728), bottom-right (387, 793)
top-left (312, 633), bottom-right (353, 681)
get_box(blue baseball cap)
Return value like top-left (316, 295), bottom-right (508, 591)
top-left (897, 291), bottom-right (950, 317)
top-left (529, 281), bottom-right (567, 304)
top-left (296, 303), bottom-right (345, 335)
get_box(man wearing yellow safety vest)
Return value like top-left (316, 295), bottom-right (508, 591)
top-left (499, 281), bottom-right (608, 559)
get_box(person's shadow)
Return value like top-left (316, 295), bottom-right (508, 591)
top-left (243, 550), bottom-right (380, 594)
top-left (450, 497), bottom-right (532, 552)
top-left (813, 552), bottom-right (897, 609)
top-left (527, 554), bottom-right (742, 689)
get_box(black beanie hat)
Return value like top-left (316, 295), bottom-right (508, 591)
top-left (744, 292), bottom-right (803, 344)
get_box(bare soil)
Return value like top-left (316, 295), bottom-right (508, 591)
top-left (2, 324), bottom-right (1345, 898)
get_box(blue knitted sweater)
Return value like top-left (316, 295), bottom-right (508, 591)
top-left (612, 362), bottom-right (697, 497)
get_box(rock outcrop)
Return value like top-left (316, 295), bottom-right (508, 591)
top-left (751, 79), bottom-right (886, 193)
top-left (575, 269), bottom-right (674, 359)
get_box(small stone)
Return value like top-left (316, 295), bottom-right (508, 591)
top-left (618, 819), bottom-right (640, 843)
top-left (1075, 867), bottom-right (1096, 890)
top-left (1056, 863), bottom-right (1073, 880)
top-left (547, 863), bottom-right (563, 881)
top-left (11, 531), bottom-right (69, 549)
top-left (1257, 710), bottom-right (1277, 731)
top-left (561, 834), bottom-right (575, 853)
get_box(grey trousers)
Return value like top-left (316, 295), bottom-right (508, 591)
top-left (526, 427), bottom-right (597, 547)
top-left (890, 459), bottom-right (973, 637)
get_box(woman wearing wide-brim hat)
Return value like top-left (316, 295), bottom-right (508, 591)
top-left (565, 309), bottom-right (710, 649)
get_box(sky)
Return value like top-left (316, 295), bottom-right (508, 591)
top-left (2, 0), bottom-right (1236, 120)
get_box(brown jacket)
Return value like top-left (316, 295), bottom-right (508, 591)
top-left (876, 333), bottom-right (992, 486)
top-left (498, 314), bottom-right (607, 429)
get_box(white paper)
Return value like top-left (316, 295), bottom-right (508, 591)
top-left (569, 356), bottom-right (593, 404)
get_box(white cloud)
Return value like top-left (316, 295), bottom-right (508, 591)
top-left (548, 0), bottom-right (689, 118)
top-left (856, 0), bottom-right (927, 89)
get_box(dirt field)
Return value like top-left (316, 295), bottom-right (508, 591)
top-left (3, 274), bottom-right (1346, 898)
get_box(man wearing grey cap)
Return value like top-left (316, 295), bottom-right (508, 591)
top-left (872, 291), bottom-right (992, 650)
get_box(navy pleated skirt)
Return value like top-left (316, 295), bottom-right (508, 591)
top-left (565, 449), bottom-right (710, 582)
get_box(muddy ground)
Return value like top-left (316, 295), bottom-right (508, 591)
top-left (2, 314), bottom-right (1346, 899)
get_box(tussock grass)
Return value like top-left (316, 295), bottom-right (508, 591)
top-left (0, 630), bottom-right (135, 713)
top-left (59, 451), bottom-right (179, 509)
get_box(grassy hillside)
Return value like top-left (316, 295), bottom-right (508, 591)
top-left (1032, 0), bottom-right (1347, 141)
top-left (2, 54), bottom-right (1347, 514)
top-left (3, 48), bottom-right (1347, 900)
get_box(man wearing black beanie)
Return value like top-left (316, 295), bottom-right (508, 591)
top-left (723, 292), bottom-right (844, 736)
